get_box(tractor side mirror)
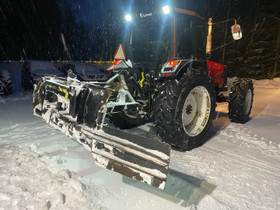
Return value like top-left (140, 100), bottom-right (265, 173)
top-left (231, 24), bottom-right (242, 40)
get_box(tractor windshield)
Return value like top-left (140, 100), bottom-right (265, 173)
top-left (176, 13), bottom-right (206, 60)
top-left (126, 15), bottom-right (171, 67)
top-left (126, 9), bottom-right (206, 68)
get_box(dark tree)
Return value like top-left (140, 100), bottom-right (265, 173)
top-left (0, 0), bottom-right (64, 60)
top-left (225, 0), bottom-right (280, 78)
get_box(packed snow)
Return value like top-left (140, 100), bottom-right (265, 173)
top-left (0, 71), bottom-right (280, 209)
top-left (0, 145), bottom-right (90, 210)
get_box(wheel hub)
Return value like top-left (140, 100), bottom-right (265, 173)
top-left (185, 104), bottom-right (193, 115)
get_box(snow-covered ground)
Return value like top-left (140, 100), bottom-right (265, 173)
top-left (0, 77), bottom-right (280, 209)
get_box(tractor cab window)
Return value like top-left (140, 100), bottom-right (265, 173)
top-left (176, 14), bottom-right (194, 59)
top-left (128, 16), bottom-right (171, 66)
top-left (194, 21), bottom-right (207, 59)
top-left (176, 14), bottom-right (206, 60)
top-left (126, 10), bottom-right (206, 67)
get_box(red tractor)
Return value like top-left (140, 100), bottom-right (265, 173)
top-left (109, 6), bottom-right (254, 150)
top-left (33, 5), bottom-right (253, 189)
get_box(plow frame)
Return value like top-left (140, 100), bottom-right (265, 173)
top-left (33, 75), bottom-right (171, 189)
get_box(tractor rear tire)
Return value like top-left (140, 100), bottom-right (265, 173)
top-left (229, 78), bottom-right (254, 123)
top-left (154, 69), bottom-right (216, 151)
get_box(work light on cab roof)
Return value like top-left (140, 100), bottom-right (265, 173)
top-left (162, 5), bottom-right (170, 14)
top-left (125, 14), bottom-right (132, 22)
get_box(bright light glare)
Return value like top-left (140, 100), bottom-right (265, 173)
top-left (125, 14), bottom-right (132, 22)
top-left (163, 5), bottom-right (170, 14)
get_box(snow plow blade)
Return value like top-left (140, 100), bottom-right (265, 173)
top-left (33, 76), bottom-right (171, 189)
top-left (85, 126), bottom-right (170, 189)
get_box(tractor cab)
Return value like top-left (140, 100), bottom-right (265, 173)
top-left (124, 5), bottom-right (207, 72)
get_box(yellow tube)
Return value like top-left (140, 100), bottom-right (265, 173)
top-left (140, 72), bottom-right (145, 88)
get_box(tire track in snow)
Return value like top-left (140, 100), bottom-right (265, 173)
top-left (200, 124), bottom-right (280, 176)
top-left (170, 122), bottom-right (280, 210)
top-left (199, 145), bottom-right (280, 179)
top-left (171, 123), bottom-right (280, 176)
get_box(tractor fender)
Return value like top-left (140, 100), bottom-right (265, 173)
top-left (174, 59), bottom-right (208, 79)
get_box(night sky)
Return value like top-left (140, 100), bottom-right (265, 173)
top-left (0, 0), bottom-right (279, 78)
top-left (57, 0), bottom-right (122, 31)
top-left (59, 0), bottom-right (207, 29)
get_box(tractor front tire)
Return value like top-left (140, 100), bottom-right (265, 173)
top-left (229, 78), bottom-right (254, 123)
top-left (110, 111), bottom-right (148, 129)
top-left (154, 69), bottom-right (216, 151)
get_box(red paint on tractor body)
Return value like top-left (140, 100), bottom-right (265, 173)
top-left (207, 60), bottom-right (225, 88)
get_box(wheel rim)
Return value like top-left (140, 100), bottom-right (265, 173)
top-left (182, 86), bottom-right (211, 136)
top-left (244, 89), bottom-right (252, 115)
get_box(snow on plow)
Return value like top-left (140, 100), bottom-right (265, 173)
top-left (33, 76), bottom-right (171, 189)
